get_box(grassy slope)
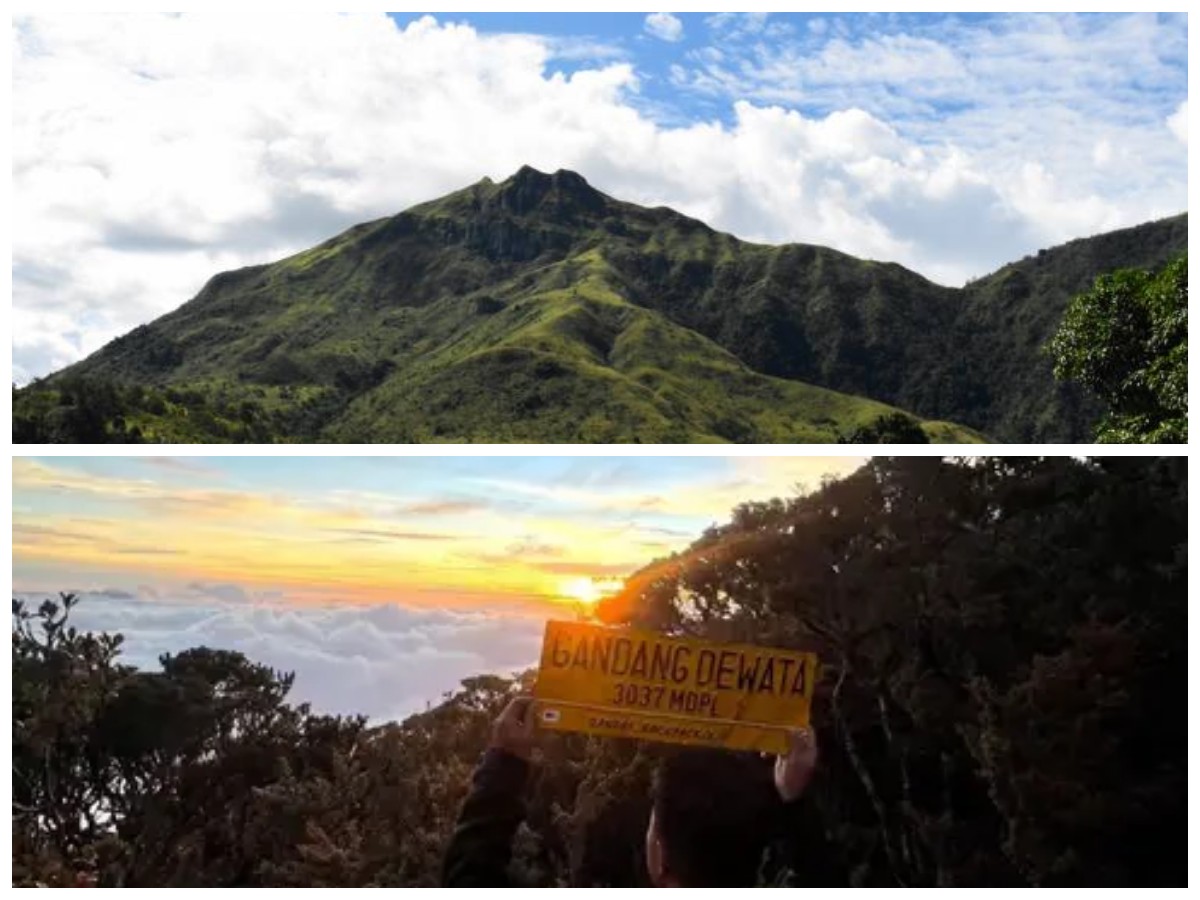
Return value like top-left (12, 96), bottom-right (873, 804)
top-left (326, 248), bottom-right (981, 442)
top-left (32, 170), bottom-right (982, 443)
top-left (28, 167), bottom-right (1173, 443)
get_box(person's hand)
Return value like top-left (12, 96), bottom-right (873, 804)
top-left (489, 695), bottom-right (538, 761)
top-left (774, 727), bottom-right (818, 803)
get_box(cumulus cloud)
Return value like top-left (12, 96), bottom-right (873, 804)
top-left (644, 12), bottom-right (684, 43)
top-left (15, 588), bottom-right (545, 722)
top-left (11, 13), bottom-right (1188, 381)
top-left (668, 13), bottom-right (1186, 277)
top-left (1167, 101), bottom-right (1188, 145)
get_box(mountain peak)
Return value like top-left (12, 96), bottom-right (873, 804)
top-left (505, 164), bottom-right (587, 187)
top-left (494, 165), bottom-right (606, 217)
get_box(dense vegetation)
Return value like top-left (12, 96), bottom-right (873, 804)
top-left (13, 167), bottom-right (1184, 443)
top-left (11, 380), bottom-right (277, 444)
top-left (13, 457), bottom-right (1186, 886)
top-left (1048, 254), bottom-right (1187, 443)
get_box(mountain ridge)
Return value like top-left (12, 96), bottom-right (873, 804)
top-left (15, 167), bottom-right (1186, 443)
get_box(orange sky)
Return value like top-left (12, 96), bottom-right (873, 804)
top-left (12, 455), bottom-right (867, 611)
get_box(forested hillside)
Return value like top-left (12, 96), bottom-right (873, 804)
top-left (13, 457), bottom-right (1186, 885)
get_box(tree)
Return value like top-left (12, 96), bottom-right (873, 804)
top-left (12, 594), bottom-right (131, 885)
top-left (12, 595), bottom-right (367, 886)
top-left (1047, 254), bottom-right (1187, 442)
top-left (600, 456), bottom-right (1187, 885)
top-left (840, 412), bottom-right (930, 444)
top-left (12, 458), bottom-right (1187, 887)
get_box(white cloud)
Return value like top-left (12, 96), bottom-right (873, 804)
top-left (670, 13), bottom-right (1186, 273)
top-left (705, 12), bottom-right (784, 41)
top-left (11, 13), bottom-right (1188, 381)
top-left (644, 12), bottom-right (683, 43)
top-left (15, 588), bottom-right (545, 722)
top-left (1167, 100), bottom-right (1187, 145)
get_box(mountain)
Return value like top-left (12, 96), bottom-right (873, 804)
top-left (13, 167), bottom-right (1186, 443)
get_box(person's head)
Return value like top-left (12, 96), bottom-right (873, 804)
top-left (645, 749), bottom-right (777, 887)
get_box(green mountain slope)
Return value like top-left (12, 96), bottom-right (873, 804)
top-left (14, 167), bottom-right (1184, 443)
top-left (948, 217), bottom-right (1188, 441)
top-left (595, 206), bottom-right (1186, 442)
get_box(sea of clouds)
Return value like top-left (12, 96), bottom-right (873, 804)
top-left (15, 586), bottom-right (546, 723)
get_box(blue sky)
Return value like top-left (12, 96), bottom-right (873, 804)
top-left (12, 12), bottom-right (1189, 383)
top-left (389, 12), bottom-right (1186, 127)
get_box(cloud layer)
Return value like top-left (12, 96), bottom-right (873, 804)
top-left (13, 456), bottom-right (870, 719)
top-left (15, 589), bottom-right (544, 722)
top-left (12, 13), bottom-right (1187, 382)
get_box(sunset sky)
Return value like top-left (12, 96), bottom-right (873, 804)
top-left (13, 455), bottom-right (865, 719)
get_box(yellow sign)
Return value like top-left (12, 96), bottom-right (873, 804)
top-left (532, 620), bottom-right (818, 753)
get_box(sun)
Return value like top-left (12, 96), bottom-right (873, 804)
top-left (558, 576), bottom-right (623, 606)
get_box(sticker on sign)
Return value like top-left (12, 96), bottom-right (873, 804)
top-left (532, 620), bottom-right (819, 753)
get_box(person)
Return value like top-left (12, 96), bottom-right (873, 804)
top-left (442, 696), bottom-right (821, 887)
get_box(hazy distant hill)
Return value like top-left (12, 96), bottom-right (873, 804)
top-left (14, 167), bottom-right (1185, 443)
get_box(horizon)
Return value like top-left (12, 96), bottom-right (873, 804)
top-left (12, 454), bottom-right (865, 720)
top-left (12, 11), bottom-right (1188, 385)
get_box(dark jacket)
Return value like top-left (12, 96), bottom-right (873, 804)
top-left (442, 749), bottom-right (843, 887)
top-left (442, 748), bottom-right (531, 887)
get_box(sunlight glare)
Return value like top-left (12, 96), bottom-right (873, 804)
top-left (558, 576), bottom-right (623, 606)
